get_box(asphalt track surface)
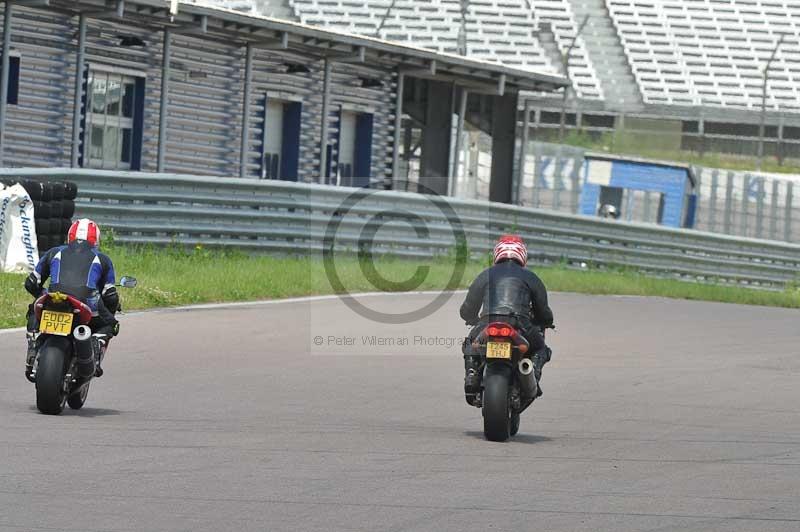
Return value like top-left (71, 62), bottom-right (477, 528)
top-left (1, 292), bottom-right (799, 532)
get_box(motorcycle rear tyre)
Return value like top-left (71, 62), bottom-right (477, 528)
top-left (483, 373), bottom-right (511, 442)
top-left (36, 343), bottom-right (68, 415)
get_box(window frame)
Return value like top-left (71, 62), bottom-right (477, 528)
top-left (82, 64), bottom-right (145, 171)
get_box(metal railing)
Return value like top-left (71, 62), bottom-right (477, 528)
top-left (3, 168), bottom-right (800, 288)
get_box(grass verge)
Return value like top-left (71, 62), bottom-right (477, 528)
top-left (2, 244), bottom-right (800, 330)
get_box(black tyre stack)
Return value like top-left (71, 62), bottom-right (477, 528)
top-left (0, 179), bottom-right (78, 255)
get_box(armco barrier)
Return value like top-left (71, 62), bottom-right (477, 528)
top-left (2, 168), bottom-right (800, 288)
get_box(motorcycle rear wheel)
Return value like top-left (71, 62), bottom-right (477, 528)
top-left (36, 343), bottom-right (68, 415)
top-left (67, 383), bottom-right (90, 410)
top-left (483, 373), bottom-right (511, 442)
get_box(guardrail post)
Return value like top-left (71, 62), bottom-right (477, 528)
top-left (724, 171), bottom-right (734, 235)
top-left (742, 174), bottom-right (751, 237)
top-left (239, 43), bottom-right (254, 178)
top-left (70, 13), bottom-right (87, 168)
top-left (0, 0), bottom-right (12, 166)
top-left (709, 169), bottom-right (718, 232)
top-left (785, 181), bottom-right (793, 242)
top-left (769, 179), bottom-right (779, 240)
top-left (755, 177), bottom-right (765, 239)
top-left (157, 28), bottom-right (171, 173)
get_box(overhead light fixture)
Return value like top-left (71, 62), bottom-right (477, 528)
top-left (119, 35), bottom-right (146, 47)
top-left (284, 62), bottom-right (311, 74)
top-left (360, 77), bottom-right (384, 88)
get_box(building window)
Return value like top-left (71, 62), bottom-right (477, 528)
top-left (260, 97), bottom-right (302, 181)
top-left (336, 109), bottom-right (374, 187)
top-left (6, 56), bottom-right (20, 105)
top-left (84, 70), bottom-right (143, 170)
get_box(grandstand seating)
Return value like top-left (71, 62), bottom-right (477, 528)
top-left (286, 0), bottom-right (604, 100)
top-left (606, 0), bottom-right (800, 111)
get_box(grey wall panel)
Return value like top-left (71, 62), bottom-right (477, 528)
top-left (3, 7), bottom-right (74, 167)
top-left (167, 35), bottom-right (244, 175)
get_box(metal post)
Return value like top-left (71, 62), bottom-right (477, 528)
top-left (517, 98), bottom-right (531, 205)
top-left (784, 181), bottom-right (793, 242)
top-left (741, 174), bottom-right (751, 237)
top-left (559, 15), bottom-right (589, 143)
top-left (450, 87), bottom-right (468, 197)
top-left (757, 33), bottom-right (785, 171)
top-left (239, 43), bottom-right (253, 178)
top-left (391, 71), bottom-right (405, 186)
top-left (70, 13), bottom-right (87, 168)
top-left (723, 171), bottom-right (734, 235)
top-left (157, 28), bottom-right (171, 173)
top-left (770, 179), bottom-right (779, 240)
top-left (709, 169), bottom-right (718, 232)
top-left (319, 58), bottom-right (332, 183)
top-left (755, 177), bottom-right (764, 239)
top-left (0, 0), bottom-right (12, 166)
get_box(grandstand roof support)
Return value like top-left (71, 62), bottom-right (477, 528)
top-left (319, 57), bottom-right (333, 182)
top-left (0, 0), bottom-right (12, 166)
top-left (516, 99), bottom-right (532, 205)
top-left (450, 87), bottom-right (468, 196)
top-left (391, 71), bottom-right (406, 185)
top-left (69, 12), bottom-right (87, 168)
top-left (157, 27), bottom-right (172, 173)
top-left (240, 42), bottom-right (254, 178)
top-left (489, 92), bottom-right (520, 204)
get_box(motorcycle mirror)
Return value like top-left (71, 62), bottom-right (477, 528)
top-left (119, 276), bottom-right (138, 288)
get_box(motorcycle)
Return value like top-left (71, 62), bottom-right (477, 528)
top-left (466, 319), bottom-right (547, 442)
top-left (28, 276), bottom-right (137, 415)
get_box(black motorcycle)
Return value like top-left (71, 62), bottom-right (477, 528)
top-left (28, 277), bottom-right (137, 415)
top-left (466, 320), bottom-right (542, 442)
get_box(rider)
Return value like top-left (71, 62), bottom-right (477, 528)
top-left (460, 235), bottom-right (554, 397)
top-left (24, 219), bottom-right (120, 380)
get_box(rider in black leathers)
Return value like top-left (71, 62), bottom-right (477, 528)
top-left (460, 235), bottom-right (554, 396)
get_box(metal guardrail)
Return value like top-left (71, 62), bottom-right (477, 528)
top-left (2, 168), bottom-right (800, 288)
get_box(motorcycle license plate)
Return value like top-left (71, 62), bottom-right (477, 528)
top-left (486, 341), bottom-right (511, 359)
top-left (40, 311), bottom-right (74, 336)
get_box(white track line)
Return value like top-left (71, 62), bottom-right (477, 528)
top-left (0, 290), bottom-right (468, 336)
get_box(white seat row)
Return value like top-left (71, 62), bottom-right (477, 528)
top-left (287, 0), bottom-right (604, 100)
top-left (607, 0), bottom-right (800, 111)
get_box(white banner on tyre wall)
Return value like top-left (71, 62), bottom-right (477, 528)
top-left (0, 183), bottom-right (39, 273)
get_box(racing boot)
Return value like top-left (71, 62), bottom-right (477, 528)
top-left (464, 355), bottom-right (482, 394)
top-left (92, 334), bottom-right (108, 378)
top-left (531, 347), bottom-right (552, 398)
top-left (25, 332), bottom-right (37, 383)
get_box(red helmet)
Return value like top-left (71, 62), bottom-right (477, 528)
top-left (67, 218), bottom-right (101, 247)
top-left (493, 235), bottom-right (527, 266)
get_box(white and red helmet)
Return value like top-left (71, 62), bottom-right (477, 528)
top-left (493, 235), bottom-right (527, 266)
top-left (67, 218), bottom-right (101, 247)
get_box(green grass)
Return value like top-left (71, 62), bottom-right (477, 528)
top-left (2, 244), bottom-right (800, 330)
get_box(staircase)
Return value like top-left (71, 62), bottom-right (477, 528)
top-left (253, 0), bottom-right (295, 19)
top-left (567, 0), bottom-right (643, 113)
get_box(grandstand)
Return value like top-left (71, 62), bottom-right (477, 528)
top-left (217, 0), bottom-right (800, 160)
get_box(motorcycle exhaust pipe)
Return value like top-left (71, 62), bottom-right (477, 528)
top-left (518, 358), bottom-right (538, 400)
top-left (73, 325), bottom-right (95, 378)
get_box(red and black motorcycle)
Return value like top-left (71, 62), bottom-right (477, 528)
top-left (467, 320), bottom-right (541, 442)
top-left (28, 277), bottom-right (136, 415)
